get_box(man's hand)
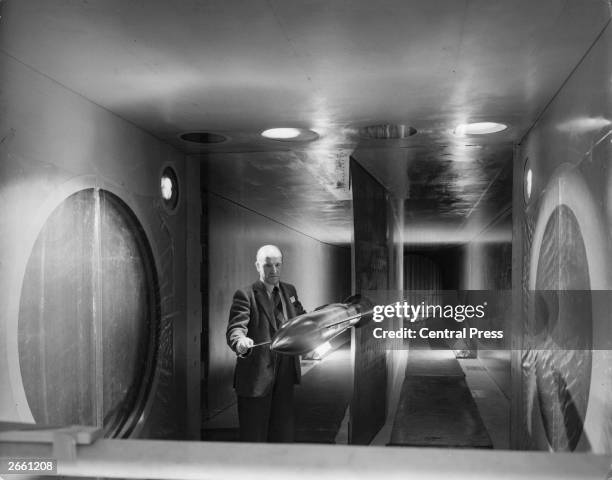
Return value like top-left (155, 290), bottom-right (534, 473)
top-left (235, 336), bottom-right (254, 355)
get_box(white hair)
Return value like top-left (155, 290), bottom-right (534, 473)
top-left (256, 245), bottom-right (282, 263)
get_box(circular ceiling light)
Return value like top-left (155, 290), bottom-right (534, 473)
top-left (454, 122), bottom-right (507, 136)
top-left (359, 124), bottom-right (417, 139)
top-left (262, 128), bottom-right (300, 139)
top-left (179, 132), bottom-right (227, 144)
top-left (261, 128), bottom-right (319, 141)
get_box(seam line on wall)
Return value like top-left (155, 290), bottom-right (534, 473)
top-left (518, 16), bottom-right (612, 145)
top-left (0, 48), bottom-right (182, 155)
top-left (206, 190), bottom-right (350, 250)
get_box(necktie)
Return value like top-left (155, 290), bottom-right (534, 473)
top-left (271, 286), bottom-right (284, 329)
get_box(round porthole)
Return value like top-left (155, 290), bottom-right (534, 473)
top-left (524, 157), bottom-right (533, 204)
top-left (533, 204), bottom-right (591, 451)
top-left (527, 165), bottom-right (610, 452)
top-left (160, 166), bottom-right (179, 213)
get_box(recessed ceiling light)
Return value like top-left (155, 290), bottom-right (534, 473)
top-left (262, 128), bottom-right (300, 139)
top-left (359, 124), bottom-right (417, 139)
top-left (261, 128), bottom-right (319, 141)
top-left (454, 122), bottom-right (507, 136)
top-left (180, 132), bottom-right (227, 144)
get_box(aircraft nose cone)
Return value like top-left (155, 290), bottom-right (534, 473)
top-left (271, 318), bottom-right (318, 355)
top-left (270, 332), bottom-right (292, 353)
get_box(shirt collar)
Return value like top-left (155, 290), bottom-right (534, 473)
top-left (262, 280), bottom-right (279, 295)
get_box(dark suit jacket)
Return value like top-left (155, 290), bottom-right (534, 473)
top-left (227, 280), bottom-right (306, 397)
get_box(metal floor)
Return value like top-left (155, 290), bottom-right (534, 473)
top-left (368, 346), bottom-right (510, 448)
top-left (202, 344), bottom-right (510, 448)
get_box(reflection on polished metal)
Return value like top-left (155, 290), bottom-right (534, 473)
top-left (179, 131), bottom-right (227, 143)
top-left (453, 122), bottom-right (507, 136)
top-left (270, 295), bottom-right (373, 355)
top-left (358, 124), bottom-right (417, 139)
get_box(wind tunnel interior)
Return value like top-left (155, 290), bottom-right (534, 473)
top-left (2, 1), bottom-right (612, 469)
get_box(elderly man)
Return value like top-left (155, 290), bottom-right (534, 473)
top-left (226, 245), bottom-right (306, 442)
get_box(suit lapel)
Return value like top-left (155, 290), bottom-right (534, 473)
top-left (253, 280), bottom-right (277, 332)
top-left (279, 283), bottom-right (296, 320)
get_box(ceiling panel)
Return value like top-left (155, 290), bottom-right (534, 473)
top-left (2, 0), bottom-right (610, 244)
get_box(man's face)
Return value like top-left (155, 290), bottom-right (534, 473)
top-left (256, 255), bottom-right (282, 286)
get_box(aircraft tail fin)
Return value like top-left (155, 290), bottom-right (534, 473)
top-left (343, 293), bottom-right (373, 328)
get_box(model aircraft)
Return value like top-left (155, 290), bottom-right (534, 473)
top-left (266, 294), bottom-right (373, 355)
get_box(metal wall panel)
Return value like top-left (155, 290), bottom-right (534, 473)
top-left (349, 158), bottom-right (389, 444)
top-left (514, 21), bottom-right (612, 453)
top-left (0, 51), bottom-right (192, 439)
top-left (18, 189), bottom-right (158, 438)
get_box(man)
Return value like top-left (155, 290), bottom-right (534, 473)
top-left (226, 245), bottom-right (305, 442)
